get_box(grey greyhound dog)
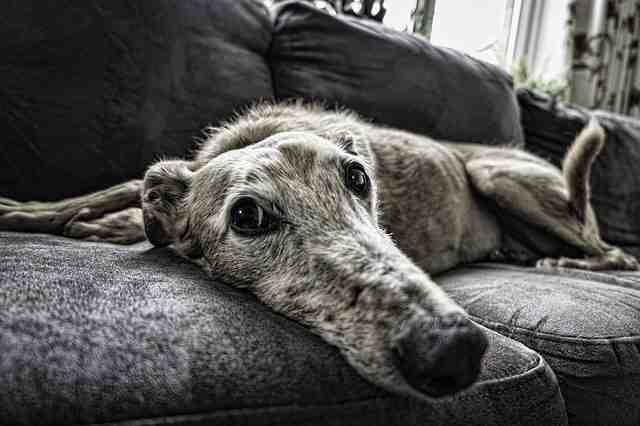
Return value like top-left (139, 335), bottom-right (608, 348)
top-left (1, 102), bottom-right (638, 400)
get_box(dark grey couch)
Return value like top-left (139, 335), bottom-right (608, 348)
top-left (0, 1), bottom-right (638, 425)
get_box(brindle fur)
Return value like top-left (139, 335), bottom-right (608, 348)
top-left (1, 103), bottom-right (637, 400)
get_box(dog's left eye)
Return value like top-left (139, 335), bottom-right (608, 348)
top-left (230, 197), bottom-right (279, 236)
top-left (345, 163), bottom-right (370, 196)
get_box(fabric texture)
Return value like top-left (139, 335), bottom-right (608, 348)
top-left (270, 2), bottom-right (524, 147)
top-left (438, 263), bottom-right (640, 426)
top-left (517, 88), bottom-right (640, 257)
top-left (0, 232), bottom-right (567, 426)
top-left (0, 0), bottom-right (274, 201)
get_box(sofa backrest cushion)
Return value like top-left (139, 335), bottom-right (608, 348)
top-left (0, 0), bottom-right (273, 201)
top-left (518, 88), bottom-right (640, 257)
top-left (270, 2), bottom-right (524, 146)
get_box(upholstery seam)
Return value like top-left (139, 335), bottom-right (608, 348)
top-left (471, 315), bottom-right (640, 344)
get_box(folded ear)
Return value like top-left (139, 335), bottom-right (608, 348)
top-left (142, 160), bottom-right (194, 246)
top-left (335, 129), bottom-right (375, 169)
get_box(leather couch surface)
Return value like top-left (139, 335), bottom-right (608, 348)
top-left (439, 263), bottom-right (640, 426)
top-left (0, 0), bottom-right (273, 201)
top-left (0, 232), bottom-right (567, 426)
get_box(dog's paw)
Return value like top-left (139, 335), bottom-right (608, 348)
top-left (0, 197), bottom-right (32, 215)
top-left (0, 201), bottom-right (64, 232)
top-left (616, 252), bottom-right (640, 271)
top-left (63, 207), bottom-right (146, 245)
top-left (0, 197), bottom-right (24, 209)
top-left (536, 257), bottom-right (560, 269)
top-left (536, 252), bottom-right (640, 271)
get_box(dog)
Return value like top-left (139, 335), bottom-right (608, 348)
top-left (1, 102), bottom-right (638, 401)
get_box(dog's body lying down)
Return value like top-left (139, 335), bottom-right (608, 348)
top-left (1, 103), bottom-right (638, 400)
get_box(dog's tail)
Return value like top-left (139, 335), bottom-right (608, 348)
top-left (562, 118), bottom-right (605, 222)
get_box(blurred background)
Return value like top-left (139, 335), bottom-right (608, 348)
top-left (273, 0), bottom-right (640, 119)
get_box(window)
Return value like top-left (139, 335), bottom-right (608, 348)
top-left (430, 0), bottom-right (513, 66)
top-left (384, 1), bottom-right (516, 67)
top-left (385, 0), bottom-right (569, 82)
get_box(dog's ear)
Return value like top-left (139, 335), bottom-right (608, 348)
top-left (335, 130), bottom-right (376, 169)
top-left (142, 160), bottom-right (194, 247)
top-left (337, 133), bottom-right (358, 155)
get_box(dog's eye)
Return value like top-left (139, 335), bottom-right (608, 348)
top-left (345, 163), bottom-right (370, 196)
top-left (230, 197), bottom-right (278, 235)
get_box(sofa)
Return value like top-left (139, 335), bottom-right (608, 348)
top-left (0, 1), bottom-right (638, 425)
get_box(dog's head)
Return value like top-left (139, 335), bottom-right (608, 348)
top-left (141, 130), bottom-right (487, 399)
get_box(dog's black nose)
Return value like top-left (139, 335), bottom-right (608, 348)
top-left (391, 312), bottom-right (488, 397)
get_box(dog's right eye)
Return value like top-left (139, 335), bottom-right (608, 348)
top-left (345, 162), bottom-right (370, 197)
top-left (230, 197), bottom-right (278, 236)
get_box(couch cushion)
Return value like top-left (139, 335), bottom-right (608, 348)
top-left (270, 2), bottom-right (524, 147)
top-left (517, 88), bottom-right (640, 258)
top-left (438, 263), bottom-right (640, 426)
top-left (0, 0), bottom-right (273, 202)
top-left (0, 232), bottom-right (567, 426)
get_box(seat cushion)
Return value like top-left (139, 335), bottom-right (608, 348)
top-left (0, 232), bottom-right (566, 426)
top-left (438, 263), bottom-right (640, 426)
top-left (270, 2), bottom-right (524, 147)
top-left (0, 0), bottom-right (273, 201)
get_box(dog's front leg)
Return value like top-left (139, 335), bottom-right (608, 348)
top-left (0, 180), bottom-right (145, 243)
